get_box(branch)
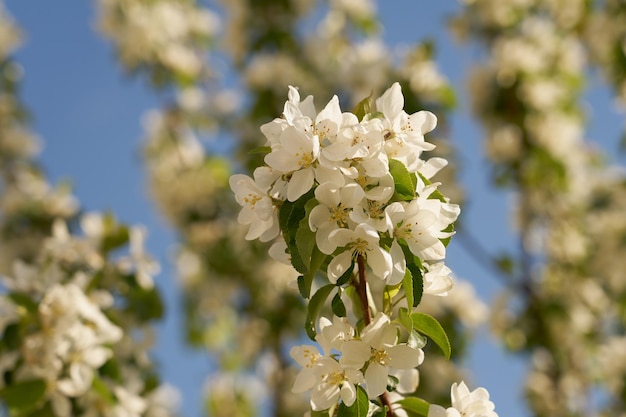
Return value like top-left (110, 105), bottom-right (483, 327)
top-left (356, 254), bottom-right (372, 325)
top-left (356, 254), bottom-right (394, 417)
top-left (455, 226), bottom-right (534, 297)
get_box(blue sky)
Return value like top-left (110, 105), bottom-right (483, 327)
top-left (6, 1), bottom-right (625, 417)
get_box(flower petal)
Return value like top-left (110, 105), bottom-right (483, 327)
top-left (365, 362), bottom-right (388, 397)
top-left (288, 168), bottom-right (315, 201)
top-left (327, 250), bottom-right (354, 284)
top-left (387, 345), bottom-right (424, 369)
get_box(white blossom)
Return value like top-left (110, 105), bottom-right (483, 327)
top-left (427, 381), bottom-right (498, 417)
top-left (327, 224), bottom-right (393, 282)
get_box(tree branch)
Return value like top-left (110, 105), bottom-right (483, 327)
top-left (356, 254), bottom-right (394, 417)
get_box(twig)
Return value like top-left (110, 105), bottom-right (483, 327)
top-left (356, 254), bottom-right (394, 417)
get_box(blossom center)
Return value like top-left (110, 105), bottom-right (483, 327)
top-left (395, 222), bottom-right (421, 241)
top-left (295, 151), bottom-right (314, 168)
top-left (372, 348), bottom-right (389, 365)
top-left (243, 194), bottom-right (262, 208)
top-left (302, 347), bottom-right (320, 368)
top-left (349, 238), bottom-right (369, 256)
top-left (323, 370), bottom-right (346, 386)
top-left (330, 205), bottom-right (350, 226)
top-left (366, 200), bottom-right (385, 220)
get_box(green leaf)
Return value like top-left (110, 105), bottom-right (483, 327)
top-left (296, 198), bottom-right (320, 272)
top-left (337, 385), bottom-right (369, 417)
top-left (387, 375), bottom-right (400, 392)
top-left (353, 93), bottom-right (373, 121)
top-left (417, 173), bottom-right (446, 202)
top-left (331, 291), bottom-right (346, 317)
top-left (248, 146), bottom-right (271, 155)
top-left (1, 378), bottom-right (47, 415)
top-left (411, 312), bottom-right (451, 360)
top-left (100, 358), bottom-right (122, 382)
top-left (279, 199), bottom-right (295, 235)
top-left (389, 159), bottom-right (415, 200)
top-left (92, 376), bottom-right (115, 405)
top-left (300, 247), bottom-right (328, 298)
top-left (126, 287), bottom-right (164, 321)
top-left (408, 329), bottom-right (427, 349)
top-left (440, 223), bottom-right (455, 248)
top-left (402, 268), bottom-right (414, 310)
top-left (383, 285), bottom-right (400, 312)
top-left (282, 190), bottom-right (315, 274)
top-left (398, 307), bottom-right (413, 333)
top-left (8, 292), bottom-right (38, 313)
top-left (297, 275), bottom-right (307, 299)
top-left (495, 254), bottom-right (515, 275)
top-left (101, 213), bottom-right (130, 253)
top-left (335, 261), bottom-right (354, 286)
top-left (28, 402), bottom-right (56, 417)
top-left (371, 405), bottom-right (388, 417)
top-left (2, 323), bottom-right (20, 350)
top-left (396, 397), bottom-right (430, 417)
top-left (305, 284), bottom-right (335, 339)
top-left (406, 263), bottom-right (423, 307)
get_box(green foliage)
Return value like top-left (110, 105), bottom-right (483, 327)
top-left (370, 406), bottom-right (388, 417)
top-left (398, 307), bottom-right (414, 332)
top-left (399, 242), bottom-right (424, 307)
top-left (335, 262), bottom-right (355, 286)
top-left (396, 397), bottom-right (430, 417)
top-left (337, 386), bottom-right (369, 417)
top-left (390, 159), bottom-right (417, 201)
top-left (2, 324), bottom-right (20, 351)
top-left (101, 213), bottom-right (130, 254)
top-left (288, 195), bottom-right (328, 298)
top-left (92, 376), bottom-right (115, 405)
top-left (305, 284), bottom-right (335, 339)
top-left (7, 293), bottom-right (38, 314)
top-left (331, 291), bottom-right (347, 317)
top-left (248, 146), bottom-right (272, 155)
top-left (495, 253), bottom-right (515, 276)
top-left (411, 312), bottom-right (451, 360)
top-left (125, 286), bottom-right (164, 322)
top-left (0, 378), bottom-right (47, 415)
top-left (279, 190), bottom-right (315, 275)
top-left (353, 93), bottom-right (374, 122)
top-left (401, 269), bottom-right (413, 310)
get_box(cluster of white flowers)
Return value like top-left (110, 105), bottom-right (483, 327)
top-left (0, 213), bottom-right (174, 417)
top-left (20, 283), bottom-right (122, 415)
top-left (427, 382), bottom-right (498, 417)
top-left (97, 0), bottom-right (220, 79)
top-left (0, 11), bottom-right (79, 274)
top-left (231, 83), bottom-right (458, 279)
top-left (291, 313), bottom-right (423, 409)
top-left (231, 83), bottom-right (497, 416)
top-left (457, 1), bottom-right (626, 416)
top-left (0, 2), bottom-right (20, 61)
top-left (585, 0), bottom-right (626, 106)
top-left (95, 0), bottom-right (494, 414)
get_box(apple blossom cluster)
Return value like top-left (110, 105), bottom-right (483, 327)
top-left (585, 0), bottom-right (626, 105)
top-left (231, 82), bottom-right (458, 276)
top-left (0, 214), bottom-right (175, 417)
top-left (427, 382), bottom-right (498, 417)
top-left (456, 1), bottom-right (626, 416)
top-left (0, 10), bottom-right (78, 274)
top-left (291, 313), bottom-right (423, 410)
top-left (97, 0), bottom-right (221, 82)
top-left (0, 2), bottom-right (20, 62)
top-left (230, 83), bottom-right (497, 416)
top-left (98, 0), bottom-right (492, 414)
